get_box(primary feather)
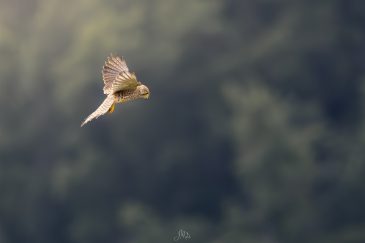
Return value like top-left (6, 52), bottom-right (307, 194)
top-left (102, 54), bottom-right (129, 94)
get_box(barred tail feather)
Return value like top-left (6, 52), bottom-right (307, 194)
top-left (81, 95), bottom-right (115, 127)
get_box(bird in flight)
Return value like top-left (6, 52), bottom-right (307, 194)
top-left (81, 54), bottom-right (150, 127)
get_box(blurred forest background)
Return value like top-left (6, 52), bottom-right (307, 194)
top-left (0, 0), bottom-right (365, 242)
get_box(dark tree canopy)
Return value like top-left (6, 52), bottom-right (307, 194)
top-left (0, 1), bottom-right (364, 242)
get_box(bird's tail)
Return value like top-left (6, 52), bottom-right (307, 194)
top-left (81, 95), bottom-right (115, 127)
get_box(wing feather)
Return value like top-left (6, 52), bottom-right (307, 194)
top-left (102, 54), bottom-right (129, 94)
top-left (81, 95), bottom-right (115, 127)
top-left (111, 71), bottom-right (140, 93)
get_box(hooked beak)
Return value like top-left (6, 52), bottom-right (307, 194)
top-left (142, 92), bottom-right (150, 99)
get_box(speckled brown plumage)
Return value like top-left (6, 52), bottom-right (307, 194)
top-left (81, 54), bottom-right (150, 127)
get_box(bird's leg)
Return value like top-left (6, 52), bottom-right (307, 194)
top-left (108, 103), bottom-right (115, 113)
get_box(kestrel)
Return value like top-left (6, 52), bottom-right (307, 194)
top-left (81, 54), bottom-right (150, 127)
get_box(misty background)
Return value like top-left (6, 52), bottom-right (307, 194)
top-left (0, 0), bottom-right (365, 242)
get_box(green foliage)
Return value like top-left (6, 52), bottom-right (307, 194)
top-left (0, 0), bottom-right (365, 242)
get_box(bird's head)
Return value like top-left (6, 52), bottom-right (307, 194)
top-left (138, 85), bottom-right (150, 99)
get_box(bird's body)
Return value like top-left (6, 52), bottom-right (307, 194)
top-left (81, 54), bottom-right (150, 127)
top-left (115, 86), bottom-right (149, 103)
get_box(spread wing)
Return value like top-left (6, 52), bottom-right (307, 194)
top-left (102, 54), bottom-right (130, 94)
top-left (111, 71), bottom-right (140, 94)
top-left (81, 95), bottom-right (115, 127)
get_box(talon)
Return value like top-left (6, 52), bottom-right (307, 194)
top-left (108, 103), bottom-right (115, 113)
